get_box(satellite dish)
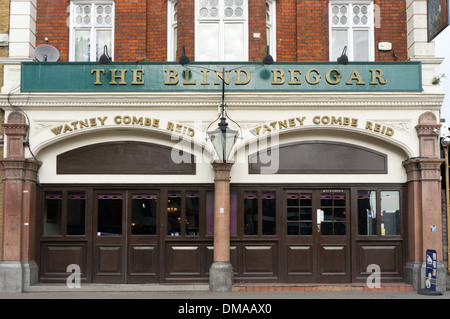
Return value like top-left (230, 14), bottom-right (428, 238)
top-left (35, 44), bottom-right (60, 62)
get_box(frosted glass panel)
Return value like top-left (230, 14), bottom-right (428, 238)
top-left (331, 29), bottom-right (348, 61)
top-left (353, 29), bottom-right (369, 61)
top-left (75, 30), bottom-right (90, 61)
top-left (198, 23), bottom-right (219, 61)
top-left (96, 30), bottom-right (112, 62)
top-left (224, 23), bottom-right (244, 61)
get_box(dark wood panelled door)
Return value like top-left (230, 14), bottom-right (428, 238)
top-left (92, 190), bottom-right (160, 283)
top-left (93, 191), bottom-right (126, 283)
top-left (127, 191), bottom-right (160, 283)
top-left (283, 190), bottom-right (351, 283)
top-left (317, 190), bottom-right (351, 283)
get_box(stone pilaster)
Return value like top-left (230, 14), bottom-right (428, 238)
top-left (209, 161), bottom-right (234, 292)
top-left (403, 112), bottom-right (445, 291)
top-left (0, 111), bottom-right (41, 292)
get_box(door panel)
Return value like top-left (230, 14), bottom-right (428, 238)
top-left (284, 191), bottom-right (316, 282)
top-left (317, 191), bottom-right (350, 282)
top-left (127, 192), bottom-right (159, 283)
top-left (92, 192), bottom-right (126, 283)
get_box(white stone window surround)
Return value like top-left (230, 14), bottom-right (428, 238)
top-left (266, 0), bottom-right (277, 61)
top-left (195, 0), bottom-right (249, 62)
top-left (167, 0), bottom-right (178, 61)
top-left (328, 0), bottom-right (375, 62)
top-left (69, 0), bottom-right (115, 62)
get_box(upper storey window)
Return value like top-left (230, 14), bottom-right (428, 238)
top-left (69, 1), bottom-right (115, 62)
top-left (329, 1), bottom-right (374, 62)
top-left (195, 0), bottom-right (248, 61)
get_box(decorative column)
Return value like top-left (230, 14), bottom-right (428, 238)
top-left (0, 111), bottom-right (40, 292)
top-left (209, 161), bottom-right (234, 292)
top-left (403, 112), bottom-right (445, 291)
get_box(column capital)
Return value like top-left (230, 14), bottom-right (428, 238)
top-left (403, 157), bottom-right (444, 182)
top-left (211, 161), bottom-right (234, 181)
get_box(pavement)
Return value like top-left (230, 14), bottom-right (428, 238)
top-left (0, 286), bottom-right (449, 299)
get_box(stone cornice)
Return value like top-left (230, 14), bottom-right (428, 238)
top-left (0, 91), bottom-right (444, 110)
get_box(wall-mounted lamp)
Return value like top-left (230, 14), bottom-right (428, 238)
top-left (99, 45), bottom-right (112, 64)
top-left (179, 46), bottom-right (190, 66)
top-left (337, 46), bottom-right (349, 65)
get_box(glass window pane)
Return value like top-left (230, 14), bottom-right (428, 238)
top-left (287, 193), bottom-right (299, 206)
top-left (44, 192), bottom-right (63, 236)
top-left (244, 191), bottom-right (258, 235)
top-left (262, 191), bottom-right (276, 235)
top-left (173, 27), bottom-right (178, 61)
top-left (353, 29), bottom-right (369, 61)
top-left (186, 191), bottom-right (200, 236)
top-left (381, 191), bottom-right (400, 235)
top-left (75, 30), bottom-right (91, 61)
top-left (206, 191), bottom-right (214, 236)
top-left (358, 190), bottom-right (377, 235)
top-left (287, 222), bottom-right (299, 235)
top-left (331, 29), bottom-right (348, 61)
top-left (224, 23), bottom-right (244, 61)
top-left (67, 192), bottom-right (86, 235)
top-left (230, 191), bottom-right (237, 236)
top-left (167, 191), bottom-right (181, 236)
top-left (96, 30), bottom-right (112, 62)
top-left (198, 23), bottom-right (219, 61)
top-left (300, 222), bottom-right (312, 235)
top-left (131, 194), bottom-right (157, 235)
top-left (97, 194), bottom-right (122, 236)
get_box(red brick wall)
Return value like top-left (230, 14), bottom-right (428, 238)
top-left (296, 0), bottom-right (329, 61)
top-left (249, 1), bottom-right (267, 61)
top-left (36, 0), bottom-right (70, 62)
top-left (114, 0), bottom-right (147, 61)
top-left (35, 0), bottom-right (407, 63)
top-left (374, 0), bottom-right (407, 61)
top-left (276, 0), bottom-right (297, 61)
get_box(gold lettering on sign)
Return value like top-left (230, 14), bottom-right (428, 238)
top-left (288, 70), bottom-right (302, 85)
top-left (346, 69), bottom-right (365, 85)
top-left (271, 69), bottom-right (285, 85)
top-left (305, 69), bottom-right (321, 85)
top-left (326, 69), bottom-right (341, 85)
top-left (109, 69), bottom-right (127, 85)
top-left (369, 69), bottom-right (388, 85)
top-left (91, 69), bottom-right (105, 85)
top-left (365, 121), bottom-right (394, 136)
top-left (165, 69), bottom-right (179, 85)
top-left (235, 69), bottom-right (251, 85)
top-left (131, 69), bottom-right (145, 85)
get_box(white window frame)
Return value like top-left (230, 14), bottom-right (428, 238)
top-left (167, 0), bottom-right (178, 61)
top-left (69, 0), bottom-right (115, 62)
top-left (195, 0), bottom-right (249, 62)
top-left (328, 0), bottom-right (374, 62)
top-left (266, 0), bottom-right (277, 61)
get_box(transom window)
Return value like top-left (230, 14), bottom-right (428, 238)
top-left (329, 1), bottom-right (374, 62)
top-left (195, 0), bottom-right (248, 61)
top-left (69, 1), bottom-right (115, 62)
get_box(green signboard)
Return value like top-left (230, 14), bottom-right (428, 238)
top-left (21, 61), bottom-right (422, 93)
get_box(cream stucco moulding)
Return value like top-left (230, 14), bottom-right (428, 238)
top-left (0, 92), bottom-right (444, 111)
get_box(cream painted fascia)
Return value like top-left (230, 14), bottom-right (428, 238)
top-left (0, 90), bottom-right (443, 184)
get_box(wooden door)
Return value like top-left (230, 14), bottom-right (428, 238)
top-left (282, 190), bottom-right (351, 283)
top-left (317, 190), bottom-right (351, 283)
top-left (92, 191), bottom-right (126, 283)
top-left (127, 191), bottom-right (160, 283)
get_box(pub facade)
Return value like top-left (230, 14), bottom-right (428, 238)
top-left (0, 0), bottom-right (447, 292)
